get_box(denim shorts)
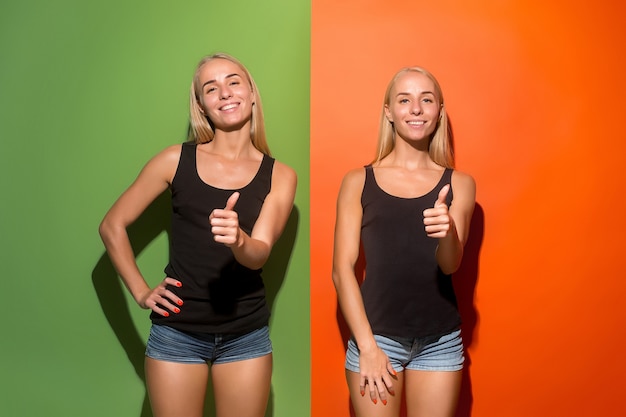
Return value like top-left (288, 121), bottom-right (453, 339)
top-left (145, 324), bottom-right (272, 365)
top-left (345, 329), bottom-right (464, 372)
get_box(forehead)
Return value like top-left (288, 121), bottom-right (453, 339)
top-left (198, 58), bottom-right (246, 82)
top-left (391, 71), bottom-right (437, 95)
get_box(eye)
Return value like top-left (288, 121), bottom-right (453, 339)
top-left (229, 80), bottom-right (240, 86)
top-left (205, 86), bottom-right (216, 94)
top-left (422, 97), bottom-right (434, 103)
top-left (399, 98), bottom-right (410, 104)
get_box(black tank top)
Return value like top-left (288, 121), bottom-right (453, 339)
top-left (151, 142), bottom-right (274, 334)
top-left (360, 165), bottom-right (460, 338)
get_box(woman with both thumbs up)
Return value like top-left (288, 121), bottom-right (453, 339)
top-left (99, 53), bottom-right (296, 417)
top-left (332, 66), bottom-right (475, 417)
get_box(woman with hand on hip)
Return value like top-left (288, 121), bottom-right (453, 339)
top-left (99, 53), bottom-right (297, 417)
top-left (332, 66), bottom-right (475, 417)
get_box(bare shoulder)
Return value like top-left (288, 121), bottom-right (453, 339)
top-left (341, 167), bottom-right (366, 190)
top-left (336, 167), bottom-right (367, 205)
top-left (272, 159), bottom-right (297, 181)
top-left (154, 143), bottom-right (183, 164)
top-left (451, 169), bottom-right (476, 196)
top-left (271, 159), bottom-right (297, 194)
top-left (139, 143), bottom-right (183, 185)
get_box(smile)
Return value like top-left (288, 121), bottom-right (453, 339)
top-left (220, 103), bottom-right (239, 111)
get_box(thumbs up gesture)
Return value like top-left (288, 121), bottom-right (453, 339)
top-left (423, 184), bottom-right (452, 239)
top-left (209, 192), bottom-right (241, 247)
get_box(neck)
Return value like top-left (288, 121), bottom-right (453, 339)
top-left (209, 128), bottom-right (256, 160)
top-left (384, 138), bottom-right (434, 169)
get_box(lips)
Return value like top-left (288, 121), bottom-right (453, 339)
top-left (219, 102), bottom-right (239, 111)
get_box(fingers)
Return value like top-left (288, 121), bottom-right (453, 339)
top-left (362, 377), bottom-right (394, 405)
top-left (209, 192), bottom-right (241, 246)
top-left (368, 378), bottom-right (380, 404)
top-left (359, 375), bottom-right (366, 397)
top-left (386, 362), bottom-right (398, 394)
top-left (435, 184), bottom-right (450, 208)
top-left (423, 184), bottom-right (451, 238)
top-left (224, 191), bottom-right (240, 211)
top-left (208, 192), bottom-right (240, 220)
top-left (144, 278), bottom-right (184, 317)
top-left (360, 368), bottom-right (397, 405)
top-left (423, 214), bottom-right (451, 238)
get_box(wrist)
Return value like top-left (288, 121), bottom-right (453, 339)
top-left (355, 336), bottom-right (378, 353)
top-left (229, 228), bottom-right (245, 250)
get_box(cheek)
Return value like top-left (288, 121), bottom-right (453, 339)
top-left (388, 107), bottom-right (402, 122)
top-left (428, 107), bottom-right (441, 122)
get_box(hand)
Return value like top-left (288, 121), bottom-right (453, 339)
top-left (138, 277), bottom-right (184, 317)
top-left (423, 184), bottom-right (453, 238)
top-left (358, 346), bottom-right (397, 405)
top-left (209, 192), bottom-right (242, 247)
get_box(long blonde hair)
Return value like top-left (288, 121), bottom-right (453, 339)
top-left (374, 67), bottom-right (454, 168)
top-left (188, 53), bottom-right (270, 155)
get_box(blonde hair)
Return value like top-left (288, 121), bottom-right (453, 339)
top-left (374, 67), bottom-right (454, 168)
top-left (188, 53), bottom-right (270, 155)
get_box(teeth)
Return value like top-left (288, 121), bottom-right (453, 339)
top-left (407, 121), bottom-right (425, 125)
top-left (221, 103), bottom-right (238, 111)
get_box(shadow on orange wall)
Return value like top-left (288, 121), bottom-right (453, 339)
top-left (454, 203), bottom-right (484, 417)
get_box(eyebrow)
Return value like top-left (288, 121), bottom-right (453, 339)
top-left (202, 73), bottom-right (242, 88)
top-left (396, 90), bottom-right (436, 97)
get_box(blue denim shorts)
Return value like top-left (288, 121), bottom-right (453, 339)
top-left (145, 324), bottom-right (272, 365)
top-left (345, 329), bottom-right (464, 372)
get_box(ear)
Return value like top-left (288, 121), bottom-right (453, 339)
top-left (197, 101), bottom-right (205, 115)
top-left (384, 104), bottom-right (393, 123)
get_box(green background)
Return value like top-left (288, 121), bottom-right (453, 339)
top-left (0, 1), bottom-right (310, 416)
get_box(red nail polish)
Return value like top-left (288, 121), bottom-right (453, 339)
top-left (372, 399), bottom-right (377, 405)
top-left (177, 300), bottom-right (183, 306)
top-left (174, 307), bottom-right (180, 313)
top-left (382, 400), bottom-right (387, 405)
top-left (163, 312), bottom-right (169, 317)
top-left (360, 389), bottom-right (365, 396)
top-left (176, 282), bottom-right (182, 287)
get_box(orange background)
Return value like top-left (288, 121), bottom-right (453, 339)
top-left (311, 1), bottom-right (626, 416)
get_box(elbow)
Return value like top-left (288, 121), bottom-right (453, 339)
top-left (440, 263), bottom-right (460, 275)
top-left (98, 216), bottom-right (121, 246)
top-left (331, 267), bottom-right (345, 290)
top-left (98, 218), bottom-right (111, 242)
top-left (237, 254), bottom-right (267, 271)
top-left (248, 259), bottom-right (267, 271)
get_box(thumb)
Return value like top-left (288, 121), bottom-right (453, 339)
top-left (435, 184), bottom-right (450, 208)
top-left (224, 192), bottom-right (240, 211)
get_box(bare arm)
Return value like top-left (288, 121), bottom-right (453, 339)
top-left (98, 145), bottom-right (183, 316)
top-left (210, 160), bottom-right (297, 270)
top-left (423, 170), bottom-right (476, 274)
top-left (332, 168), bottom-right (396, 404)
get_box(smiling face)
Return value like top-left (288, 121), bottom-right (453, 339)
top-left (384, 70), bottom-right (442, 143)
top-left (196, 57), bottom-right (254, 132)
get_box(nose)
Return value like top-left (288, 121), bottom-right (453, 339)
top-left (219, 85), bottom-right (232, 99)
top-left (410, 102), bottom-right (423, 115)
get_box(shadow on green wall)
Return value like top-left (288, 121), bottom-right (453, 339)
top-left (91, 191), bottom-right (299, 417)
